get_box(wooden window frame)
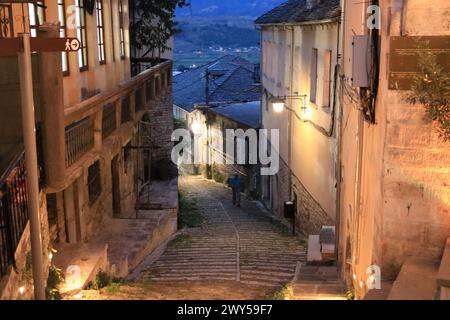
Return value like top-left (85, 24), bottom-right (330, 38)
top-left (310, 48), bottom-right (318, 104)
top-left (58, 0), bottom-right (70, 76)
top-left (119, 0), bottom-right (125, 60)
top-left (76, 0), bottom-right (89, 71)
top-left (96, 0), bottom-right (106, 65)
top-left (322, 50), bottom-right (333, 108)
top-left (29, 1), bottom-right (45, 38)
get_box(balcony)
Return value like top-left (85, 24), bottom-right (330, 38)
top-left (61, 60), bottom-right (172, 173)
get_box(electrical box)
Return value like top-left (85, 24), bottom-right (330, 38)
top-left (352, 35), bottom-right (370, 87)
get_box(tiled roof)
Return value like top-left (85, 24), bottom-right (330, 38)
top-left (209, 101), bottom-right (261, 129)
top-left (255, 0), bottom-right (341, 25)
top-left (173, 55), bottom-right (261, 112)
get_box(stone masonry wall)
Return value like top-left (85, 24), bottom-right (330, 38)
top-left (148, 86), bottom-right (174, 163)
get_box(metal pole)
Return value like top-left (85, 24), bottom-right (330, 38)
top-left (18, 33), bottom-right (46, 300)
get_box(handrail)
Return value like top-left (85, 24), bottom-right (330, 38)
top-left (64, 60), bottom-right (172, 125)
top-left (0, 148), bottom-right (25, 188)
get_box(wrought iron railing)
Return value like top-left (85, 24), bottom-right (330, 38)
top-left (0, 149), bottom-right (29, 278)
top-left (65, 117), bottom-right (95, 167)
top-left (102, 103), bottom-right (116, 140)
top-left (0, 4), bottom-right (13, 39)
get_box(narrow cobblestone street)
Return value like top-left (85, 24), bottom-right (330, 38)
top-left (79, 175), bottom-right (306, 300)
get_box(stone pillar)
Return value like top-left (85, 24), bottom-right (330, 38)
top-left (37, 23), bottom-right (66, 191)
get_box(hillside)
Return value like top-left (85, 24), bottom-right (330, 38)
top-left (176, 0), bottom-right (285, 17)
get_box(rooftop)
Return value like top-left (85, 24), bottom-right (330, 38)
top-left (208, 101), bottom-right (261, 129)
top-left (173, 55), bottom-right (261, 113)
top-left (255, 0), bottom-right (341, 25)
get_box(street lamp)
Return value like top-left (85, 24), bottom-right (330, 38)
top-left (271, 98), bottom-right (285, 113)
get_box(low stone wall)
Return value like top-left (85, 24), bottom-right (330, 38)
top-left (271, 158), bottom-right (333, 236)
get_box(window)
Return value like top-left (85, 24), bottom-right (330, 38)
top-left (96, 0), bottom-right (106, 64)
top-left (29, 1), bottom-right (45, 37)
top-left (310, 48), bottom-right (318, 103)
top-left (118, 0), bottom-right (125, 59)
top-left (76, 0), bottom-right (88, 71)
top-left (109, 0), bottom-right (115, 62)
top-left (58, 0), bottom-right (69, 75)
top-left (323, 50), bottom-right (332, 108)
top-left (88, 161), bottom-right (102, 204)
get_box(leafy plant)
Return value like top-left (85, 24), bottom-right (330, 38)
top-left (46, 265), bottom-right (64, 300)
top-left (178, 192), bottom-right (204, 228)
top-left (345, 290), bottom-right (355, 300)
top-left (406, 44), bottom-right (450, 141)
top-left (271, 285), bottom-right (290, 300)
top-left (130, 0), bottom-right (190, 60)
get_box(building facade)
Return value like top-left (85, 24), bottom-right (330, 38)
top-left (0, 0), bottom-right (175, 299)
top-left (339, 0), bottom-right (450, 298)
top-left (256, 0), bottom-right (341, 235)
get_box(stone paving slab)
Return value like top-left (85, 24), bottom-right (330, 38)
top-left (140, 175), bottom-right (306, 288)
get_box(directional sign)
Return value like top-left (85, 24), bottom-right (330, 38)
top-left (0, 37), bottom-right (81, 56)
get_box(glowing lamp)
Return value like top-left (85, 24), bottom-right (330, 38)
top-left (191, 122), bottom-right (202, 135)
top-left (271, 98), bottom-right (285, 113)
top-left (18, 286), bottom-right (25, 295)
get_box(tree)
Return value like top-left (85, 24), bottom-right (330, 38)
top-left (130, 0), bottom-right (189, 61)
top-left (406, 46), bottom-right (450, 142)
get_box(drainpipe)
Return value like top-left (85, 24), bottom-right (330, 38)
top-left (288, 27), bottom-right (295, 205)
top-left (334, 9), bottom-right (343, 265)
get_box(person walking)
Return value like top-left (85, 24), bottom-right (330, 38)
top-left (229, 174), bottom-right (242, 207)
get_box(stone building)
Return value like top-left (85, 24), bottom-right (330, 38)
top-left (0, 0), bottom-right (176, 299)
top-left (255, 0), bottom-right (341, 235)
top-left (172, 55), bottom-right (261, 123)
top-left (188, 101), bottom-right (261, 198)
top-left (257, 0), bottom-right (450, 299)
top-left (338, 0), bottom-right (450, 299)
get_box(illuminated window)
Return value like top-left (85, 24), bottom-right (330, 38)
top-left (96, 0), bottom-right (106, 64)
top-left (119, 0), bottom-right (125, 59)
top-left (29, 1), bottom-right (45, 37)
top-left (58, 0), bottom-right (69, 75)
top-left (76, 0), bottom-right (88, 71)
top-left (310, 48), bottom-right (318, 103)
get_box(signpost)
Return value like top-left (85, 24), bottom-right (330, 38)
top-left (0, 37), bottom-right (80, 56)
top-left (2, 34), bottom-right (80, 300)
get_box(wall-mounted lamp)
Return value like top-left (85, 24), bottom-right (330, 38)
top-left (270, 94), bottom-right (308, 114)
top-left (271, 98), bottom-right (285, 113)
top-left (191, 122), bottom-right (203, 135)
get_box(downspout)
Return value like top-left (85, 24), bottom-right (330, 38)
top-left (334, 9), bottom-right (343, 264)
top-left (288, 27), bottom-right (295, 205)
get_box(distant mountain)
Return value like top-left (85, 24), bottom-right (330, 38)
top-left (176, 0), bottom-right (285, 18)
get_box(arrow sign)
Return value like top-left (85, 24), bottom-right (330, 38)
top-left (0, 37), bottom-right (81, 56)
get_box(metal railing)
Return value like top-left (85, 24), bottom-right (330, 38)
top-left (0, 149), bottom-right (29, 278)
top-left (0, 4), bottom-right (13, 39)
top-left (65, 117), bottom-right (95, 167)
top-left (102, 103), bottom-right (116, 140)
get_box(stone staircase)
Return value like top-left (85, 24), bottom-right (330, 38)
top-left (287, 265), bottom-right (347, 300)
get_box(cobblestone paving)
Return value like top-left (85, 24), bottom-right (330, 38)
top-left (140, 175), bottom-right (306, 288)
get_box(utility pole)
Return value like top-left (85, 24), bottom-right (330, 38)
top-left (18, 33), bottom-right (45, 300)
top-left (205, 68), bottom-right (210, 106)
